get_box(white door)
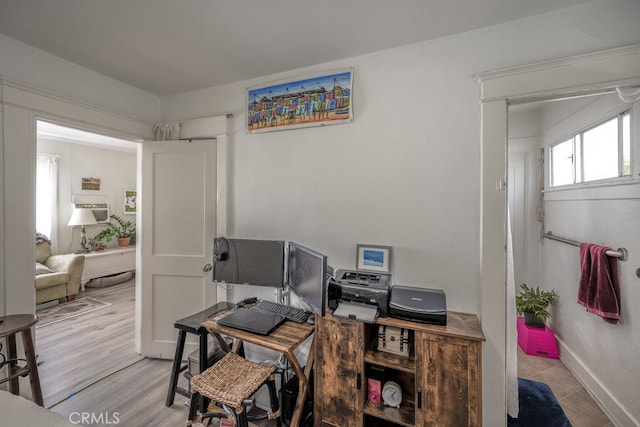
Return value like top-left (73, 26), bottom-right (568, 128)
top-left (136, 139), bottom-right (218, 358)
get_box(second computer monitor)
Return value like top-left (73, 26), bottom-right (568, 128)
top-left (213, 237), bottom-right (285, 287)
top-left (287, 241), bottom-right (327, 316)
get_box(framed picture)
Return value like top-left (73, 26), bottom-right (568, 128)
top-left (356, 244), bottom-right (392, 273)
top-left (246, 68), bottom-right (353, 133)
top-left (81, 177), bottom-right (100, 191)
top-left (124, 190), bottom-right (136, 214)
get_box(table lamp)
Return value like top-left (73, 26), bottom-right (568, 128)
top-left (68, 208), bottom-right (98, 253)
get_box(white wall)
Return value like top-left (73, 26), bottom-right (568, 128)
top-left (1, 0), bottom-right (640, 424)
top-left (0, 34), bottom-right (161, 123)
top-left (38, 138), bottom-right (137, 254)
top-left (161, 0), bottom-right (640, 312)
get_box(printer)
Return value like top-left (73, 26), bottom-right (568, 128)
top-left (389, 284), bottom-right (447, 325)
top-left (328, 269), bottom-right (391, 322)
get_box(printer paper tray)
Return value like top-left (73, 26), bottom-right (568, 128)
top-left (333, 302), bottom-right (378, 323)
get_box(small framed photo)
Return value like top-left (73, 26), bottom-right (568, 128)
top-left (81, 177), bottom-right (100, 191)
top-left (124, 190), bottom-right (136, 214)
top-left (356, 244), bottom-right (392, 273)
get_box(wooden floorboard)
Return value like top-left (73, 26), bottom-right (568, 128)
top-left (34, 279), bottom-right (275, 427)
top-left (35, 279), bottom-right (144, 408)
top-left (35, 279), bottom-right (192, 426)
top-left (50, 357), bottom-right (190, 426)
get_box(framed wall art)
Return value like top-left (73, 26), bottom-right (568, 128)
top-left (124, 190), bottom-right (136, 214)
top-left (246, 68), bottom-right (353, 133)
top-left (356, 244), bottom-right (392, 273)
top-left (81, 177), bottom-right (100, 191)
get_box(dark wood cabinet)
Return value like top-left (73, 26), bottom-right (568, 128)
top-left (415, 330), bottom-right (483, 426)
top-left (315, 315), bottom-right (365, 427)
top-left (315, 312), bottom-right (484, 427)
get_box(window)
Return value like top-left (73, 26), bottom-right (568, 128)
top-left (549, 110), bottom-right (631, 187)
top-left (36, 153), bottom-right (59, 245)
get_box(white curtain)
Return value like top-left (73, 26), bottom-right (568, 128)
top-left (36, 153), bottom-right (59, 252)
top-left (153, 122), bottom-right (180, 141)
top-left (506, 207), bottom-right (519, 417)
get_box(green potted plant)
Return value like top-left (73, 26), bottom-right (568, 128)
top-left (108, 214), bottom-right (136, 247)
top-left (515, 283), bottom-right (558, 328)
top-left (87, 232), bottom-right (108, 251)
top-left (87, 215), bottom-right (136, 250)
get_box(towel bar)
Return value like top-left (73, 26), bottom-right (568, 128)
top-left (544, 232), bottom-right (627, 262)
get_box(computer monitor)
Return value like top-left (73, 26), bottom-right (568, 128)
top-left (287, 241), bottom-right (327, 316)
top-left (213, 237), bottom-right (285, 287)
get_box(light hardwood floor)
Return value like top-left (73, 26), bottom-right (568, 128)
top-left (36, 279), bottom-right (276, 427)
top-left (36, 279), bottom-right (192, 426)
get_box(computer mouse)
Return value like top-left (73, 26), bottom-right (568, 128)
top-left (307, 315), bottom-right (315, 325)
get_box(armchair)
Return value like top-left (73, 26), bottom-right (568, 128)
top-left (35, 241), bottom-right (85, 305)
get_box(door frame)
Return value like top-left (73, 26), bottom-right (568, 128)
top-left (476, 44), bottom-right (640, 427)
top-left (0, 78), bottom-right (154, 317)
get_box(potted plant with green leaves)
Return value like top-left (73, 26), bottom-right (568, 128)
top-left (87, 232), bottom-right (108, 251)
top-left (516, 283), bottom-right (558, 328)
top-left (108, 214), bottom-right (136, 247)
top-left (87, 215), bottom-right (136, 250)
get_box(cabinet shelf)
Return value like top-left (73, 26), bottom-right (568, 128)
top-left (315, 311), bottom-right (485, 427)
top-left (364, 399), bottom-right (415, 427)
top-left (365, 349), bottom-right (415, 373)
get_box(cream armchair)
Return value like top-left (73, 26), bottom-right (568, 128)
top-left (35, 241), bottom-right (85, 305)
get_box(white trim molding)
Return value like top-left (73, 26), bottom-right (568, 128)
top-left (476, 44), bottom-right (640, 103)
top-left (0, 77), bottom-right (154, 141)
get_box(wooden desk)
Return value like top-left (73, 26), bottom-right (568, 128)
top-left (0, 314), bottom-right (43, 406)
top-left (203, 309), bottom-right (315, 427)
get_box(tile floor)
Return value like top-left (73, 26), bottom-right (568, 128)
top-left (517, 346), bottom-right (614, 427)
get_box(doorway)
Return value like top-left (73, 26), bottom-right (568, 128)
top-left (36, 120), bottom-right (138, 256)
top-left (35, 120), bottom-right (141, 408)
top-left (506, 91), bottom-right (633, 425)
top-left (477, 44), bottom-right (640, 426)
top-left (477, 46), bottom-right (640, 425)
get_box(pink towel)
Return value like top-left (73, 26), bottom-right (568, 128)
top-left (578, 243), bottom-right (620, 324)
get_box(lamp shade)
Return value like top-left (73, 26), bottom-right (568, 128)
top-left (68, 208), bottom-right (98, 226)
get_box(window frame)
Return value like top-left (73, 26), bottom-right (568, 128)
top-left (548, 108), bottom-right (632, 188)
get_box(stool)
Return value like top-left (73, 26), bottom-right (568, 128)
top-left (517, 317), bottom-right (559, 359)
top-left (166, 302), bottom-right (233, 407)
top-left (187, 352), bottom-right (282, 427)
top-left (0, 314), bottom-right (44, 406)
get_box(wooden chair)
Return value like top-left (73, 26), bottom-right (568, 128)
top-left (186, 352), bottom-right (281, 427)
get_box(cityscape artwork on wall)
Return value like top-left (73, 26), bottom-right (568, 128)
top-left (246, 68), bottom-right (353, 133)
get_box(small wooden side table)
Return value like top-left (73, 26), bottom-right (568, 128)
top-left (0, 314), bottom-right (44, 406)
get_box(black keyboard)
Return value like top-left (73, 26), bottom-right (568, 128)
top-left (253, 300), bottom-right (310, 323)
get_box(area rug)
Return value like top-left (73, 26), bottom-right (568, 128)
top-left (36, 297), bottom-right (111, 327)
top-left (508, 378), bottom-right (572, 426)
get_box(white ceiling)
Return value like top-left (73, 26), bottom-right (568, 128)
top-left (37, 121), bottom-right (138, 152)
top-left (0, 0), bottom-right (595, 97)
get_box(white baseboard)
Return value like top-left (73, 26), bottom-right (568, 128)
top-left (557, 337), bottom-right (639, 427)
